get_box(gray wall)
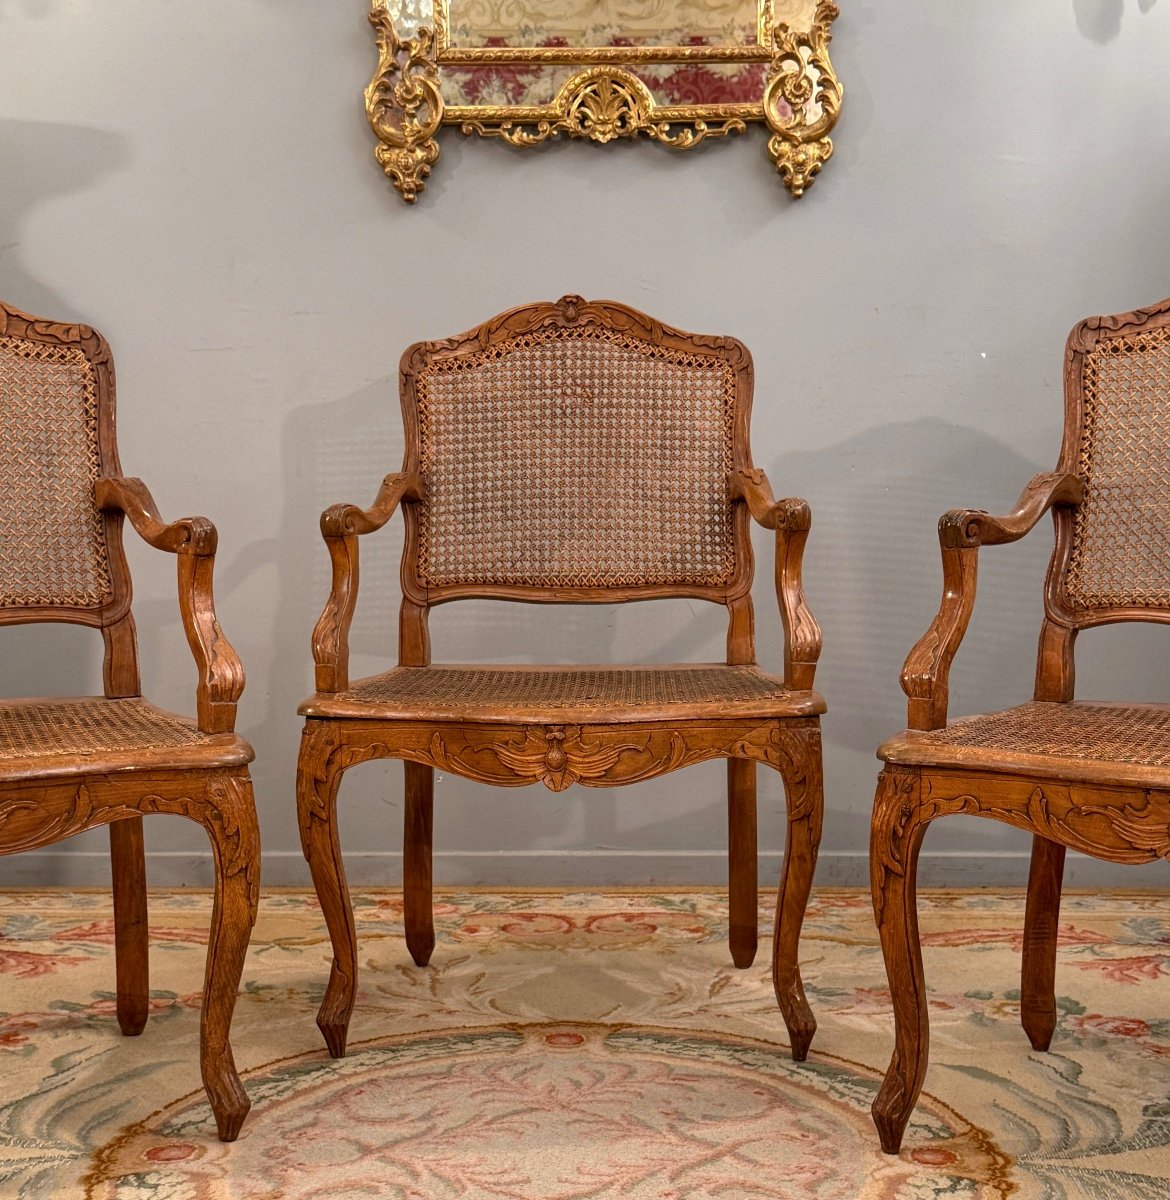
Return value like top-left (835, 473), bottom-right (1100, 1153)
top-left (2, 1), bottom-right (1169, 889)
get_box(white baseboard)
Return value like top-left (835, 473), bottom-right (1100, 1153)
top-left (2, 850), bottom-right (1164, 889)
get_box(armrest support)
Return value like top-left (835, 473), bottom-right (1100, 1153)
top-left (729, 468), bottom-right (822, 690)
top-left (901, 471), bottom-right (1084, 730)
top-left (312, 472), bottom-right (423, 692)
top-left (95, 476), bottom-right (243, 733)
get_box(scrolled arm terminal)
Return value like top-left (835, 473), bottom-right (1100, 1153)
top-left (312, 472), bottom-right (424, 692)
top-left (902, 471), bottom-right (1084, 730)
top-left (95, 476), bottom-right (243, 733)
top-left (729, 468), bottom-right (821, 690)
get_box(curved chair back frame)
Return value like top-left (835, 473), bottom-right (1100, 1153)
top-left (0, 301), bottom-right (138, 695)
top-left (395, 298), bottom-right (764, 657)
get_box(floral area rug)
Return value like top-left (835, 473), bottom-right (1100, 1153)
top-left (0, 888), bottom-right (1168, 1199)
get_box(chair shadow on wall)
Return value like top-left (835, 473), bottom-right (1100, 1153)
top-left (0, 120), bottom-right (133, 883)
top-left (1073, 0), bottom-right (1159, 42)
top-left (766, 414), bottom-right (1169, 882)
top-left (0, 120), bottom-right (130, 322)
top-left (202, 374), bottom-right (723, 890)
top-left (763, 417), bottom-right (1056, 870)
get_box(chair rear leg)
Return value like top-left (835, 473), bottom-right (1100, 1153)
top-left (1021, 835), bottom-right (1066, 1051)
top-left (197, 774), bottom-right (260, 1142)
top-left (297, 724), bottom-right (359, 1058)
top-left (110, 816), bottom-right (149, 1036)
top-left (771, 730), bottom-right (822, 1060)
top-left (727, 758), bottom-right (758, 969)
top-left (871, 768), bottom-right (931, 1155)
top-left (403, 762), bottom-right (435, 967)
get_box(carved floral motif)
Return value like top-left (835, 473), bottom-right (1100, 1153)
top-left (300, 718), bottom-right (820, 804)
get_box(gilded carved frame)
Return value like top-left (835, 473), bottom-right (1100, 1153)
top-left (365, 1), bottom-right (842, 203)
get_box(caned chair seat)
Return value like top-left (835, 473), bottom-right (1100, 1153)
top-left (880, 701), bottom-right (1170, 788)
top-left (0, 697), bottom-right (252, 781)
top-left (300, 664), bottom-right (825, 724)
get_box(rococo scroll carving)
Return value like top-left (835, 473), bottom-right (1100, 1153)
top-left (365, 0), bottom-right (843, 202)
top-left (0, 774), bottom-right (260, 912)
top-left (298, 717), bottom-right (816, 800)
top-left (763, 2), bottom-right (842, 197)
top-left (872, 769), bottom-right (1170, 923)
top-left (366, 9), bottom-right (444, 203)
top-left (461, 66), bottom-right (747, 151)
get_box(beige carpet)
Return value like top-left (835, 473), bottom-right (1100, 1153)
top-left (0, 888), bottom-right (1167, 1198)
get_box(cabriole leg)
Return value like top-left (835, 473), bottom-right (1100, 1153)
top-left (1021, 835), bottom-right (1066, 1051)
top-left (727, 758), bottom-right (758, 969)
top-left (196, 774), bottom-right (260, 1142)
top-left (110, 815), bottom-right (149, 1036)
top-left (403, 761), bottom-right (435, 967)
top-left (771, 727), bottom-right (822, 1061)
top-left (297, 723), bottom-right (358, 1058)
top-left (870, 768), bottom-right (930, 1155)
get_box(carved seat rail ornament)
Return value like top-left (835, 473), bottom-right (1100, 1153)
top-left (868, 295), bottom-right (1170, 1157)
top-left (296, 296), bottom-right (827, 1064)
top-left (365, 0), bottom-right (842, 202)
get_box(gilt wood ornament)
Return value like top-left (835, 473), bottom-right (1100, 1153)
top-left (365, 0), bottom-right (843, 202)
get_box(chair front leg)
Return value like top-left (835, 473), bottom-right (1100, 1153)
top-left (297, 722), bottom-right (359, 1058)
top-left (727, 758), bottom-right (758, 969)
top-left (770, 725), bottom-right (823, 1061)
top-left (110, 816), bottom-right (149, 1036)
top-left (403, 762), bottom-right (435, 968)
top-left (1021, 835), bottom-right (1066, 1051)
top-left (870, 767), bottom-right (931, 1155)
top-left (195, 773), bottom-right (260, 1142)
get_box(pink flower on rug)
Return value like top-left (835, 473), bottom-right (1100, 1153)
top-left (80, 991), bottom-right (204, 1023)
top-left (50, 922), bottom-right (208, 946)
top-left (1070, 1014), bottom-right (1152, 1039)
top-left (0, 1018), bottom-right (38, 1049)
top-left (458, 913), bottom-right (575, 940)
top-left (1069, 954), bottom-right (1169, 983)
top-left (0, 950), bottom-right (88, 977)
top-left (920, 924), bottom-right (1110, 950)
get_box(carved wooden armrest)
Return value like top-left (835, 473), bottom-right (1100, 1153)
top-left (96, 476), bottom-right (243, 734)
top-left (902, 471), bottom-right (1084, 730)
top-left (312, 472), bottom-right (423, 692)
top-left (729, 468), bottom-right (822, 690)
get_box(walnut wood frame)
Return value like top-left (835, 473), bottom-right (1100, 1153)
top-left (0, 301), bottom-right (259, 1142)
top-left (297, 296), bottom-right (825, 1060)
top-left (365, 0), bottom-right (843, 203)
top-left (869, 296), bottom-right (1170, 1154)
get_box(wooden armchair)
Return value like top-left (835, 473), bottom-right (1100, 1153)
top-left (0, 301), bottom-right (259, 1141)
top-left (870, 296), bottom-right (1170, 1153)
top-left (297, 296), bottom-right (826, 1058)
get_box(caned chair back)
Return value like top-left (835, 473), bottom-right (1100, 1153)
top-left (0, 301), bottom-right (132, 636)
top-left (1050, 297), bottom-right (1170, 625)
top-left (398, 297), bottom-right (757, 607)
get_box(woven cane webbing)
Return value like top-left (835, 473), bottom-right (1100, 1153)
top-left (0, 336), bottom-right (113, 608)
top-left (415, 325), bottom-right (738, 590)
top-left (1065, 326), bottom-right (1170, 610)
top-left (927, 702), bottom-right (1170, 768)
top-left (0, 699), bottom-right (205, 762)
top-left (339, 665), bottom-right (790, 709)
